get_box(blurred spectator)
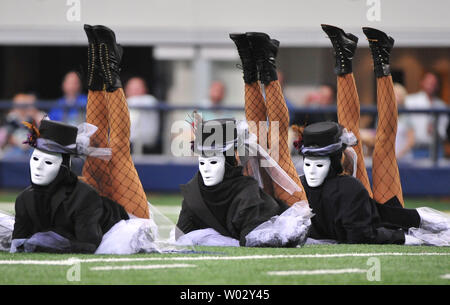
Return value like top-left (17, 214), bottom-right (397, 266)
top-left (201, 81), bottom-right (233, 120)
top-left (124, 76), bottom-right (161, 154)
top-left (394, 83), bottom-right (415, 160)
top-left (277, 70), bottom-right (295, 122)
top-left (0, 93), bottom-right (45, 159)
top-left (48, 71), bottom-right (87, 125)
top-left (445, 115), bottom-right (450, 158)
top-left (292, 83), bottom-right (337, 126)
top-left (405, 72), bottom-right (449, 158)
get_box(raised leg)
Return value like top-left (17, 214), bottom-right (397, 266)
top-left (363, 27), bottom-right (404, 205)
top-left (244, 82), bottom-right (274, 196)
top-left (89, 24), bottom-right (149, 218)
top-left (230, 33), bottom-right (273, 195)
top-left (245, 82), bottom-right (267, 141)
top-left (105, 88), bottom-right (149, 218)
top-left (372, 76), bottom-right (404, 204)
top-left (321, 24), bottom-right (373, 197)
top-left (245, 32), bottom-right (307, 205)
top-left (337, 74), bottom-right (373, 196)
top-left (81, 25), bottom-right (112, 197)
top-left (265, 80), bottom-right (308, 204)
top-left (82, 89), bottom-right (112, 197)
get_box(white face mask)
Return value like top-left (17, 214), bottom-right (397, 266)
top-left (303, 156), bottom-right (331, 187)
top-left (30, 149), bottom-right (63, 186)
top-left (199, 155), bottom-right (226, 187)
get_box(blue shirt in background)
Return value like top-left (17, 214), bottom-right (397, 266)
top-left (48, 94), bottom-right (87, 125)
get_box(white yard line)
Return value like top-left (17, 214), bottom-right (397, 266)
top-left (440, 274), bottom-right (450, 279)
top-left (0, 252), bottom-right (449, 266)
top-left (90, 263), bottom-right (196, 271)
top-left (268, 268), bottom-right (366, 276)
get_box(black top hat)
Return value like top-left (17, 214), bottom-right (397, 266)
top-left (303, 121), bottom-right (342, 147)
top-left (193, 118), bottom-right (238, 156)
top-left (39, 120), bottom-right (78, 146)
top-left (25, 119), bottom-right (79, 155)
top-left (300, 121), bottom-right (344, 156)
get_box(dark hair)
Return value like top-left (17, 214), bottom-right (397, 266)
top-left (329, 150), bottom-right (344, 177)
top-left (62, 154), bottom-right (71, 169)
top-left (422, 71), bottom-right (442, 97)
top-left (225, 152), bottom-right (238, 167)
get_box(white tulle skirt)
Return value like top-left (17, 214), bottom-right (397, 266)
top-left (404, 207), bottom-right (450, 246)
top-left (0, 211), bottom-right (13, 252)
top-left (2, 204), bottom-right (450, 251)
top-left (176, 201), bottom-right (313, 247)
top-left (0, 203), bottom-right (188, 254)
top-left (175, 206), bottom-right (450, 247)
top-left (176, 228), bottom-right (240, 247)
top-left (95, 217), bottom-right (165, 254)
top-left (245, 201), bottom-right (313, 247)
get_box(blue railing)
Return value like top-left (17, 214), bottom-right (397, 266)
top-left (1, 101), bottom-right (449, 164)
top-left (2, 101), bottom-right (450, 114)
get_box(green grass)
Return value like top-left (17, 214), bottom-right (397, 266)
top-left (2, 191), bottom-right (449, 210)
top-left (148, 193), bottom-right (184, 206)
top-left (0, 191), bottom-right (449, 285)
top-left (403, 198), bottom-right (450, 212)
top-left (0, 245), bottom-right (449, 285)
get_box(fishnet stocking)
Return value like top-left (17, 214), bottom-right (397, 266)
top-left (244, 82), bottom-right (273, 196)
top-left (245, 82), bottom-right (267, 135)
top-left (82, 89), bottom-right (149, 218)
top-left (264, 81), bottom-right (308, 205)
top-left (105, 88), bottom-right (149, 218)
top-left (372, 76), bottom-right (404, 205)
top-left (82, 90), bottom-right (112, 198)
top-left (337, 74), bottom-right (373, 197)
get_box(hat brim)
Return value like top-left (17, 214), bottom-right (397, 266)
top-left (35, 138), bottom-right (78, 155)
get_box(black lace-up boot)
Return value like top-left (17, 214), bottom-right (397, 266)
top-left (362, 27), bottom-right (394, 78)
top-left (321, 24), bottom-right (358, 76)
top-left (92, 25), bottom-right (123, 92)
top-left (229, 33), bottom-right (258, 84)
top-left (83, 24), bottom-right (103, 91)
top-left (245, 32), bottom-right (279, 85)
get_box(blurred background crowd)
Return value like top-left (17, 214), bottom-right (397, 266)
top-left (0, 0), bottom-right (449, 167)
top-left (1, 57), bottom-right (448, 165)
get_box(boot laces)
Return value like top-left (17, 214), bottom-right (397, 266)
top-left (331, 38), bottom-right (346, 67)
top-left (369, 42), bottom-right (388, 65)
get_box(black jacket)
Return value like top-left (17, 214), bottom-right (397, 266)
top-left (177, 172), bottom-right (288, 246)
top-left (12, 179), bottom-right (129, 253)
top-left (301, 175), bottom-right (419, 244)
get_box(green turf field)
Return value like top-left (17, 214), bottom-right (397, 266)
top-left (0, 191), bottom-right (449, 285)
top-left (0, 245), bottom-right (449, 285)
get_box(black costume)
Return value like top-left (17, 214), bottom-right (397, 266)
top-left (294, 26), bottom-right (450, 246)
top-left (301, 175), bottom-right (420, 244)
top-left (176, 118), bottom-right (289, 246)
top-left (12, 119), bottom-right (129, 253)
top-left (177, 168), bottom-right (287, 246)
top-left (13, 178), bottom-right (129, 253)
top-left (299, 121), bottom-right (421, 244)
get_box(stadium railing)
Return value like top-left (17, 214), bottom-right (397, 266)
top-left (1, 101), bottom-right (448, 164)
top-left (0, 101), bottom-right (449, 195)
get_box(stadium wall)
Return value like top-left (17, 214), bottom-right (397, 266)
top-left (1, 160), bottom-right (449, 197)
top-left (1, 0), bottom-right (450, 46)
